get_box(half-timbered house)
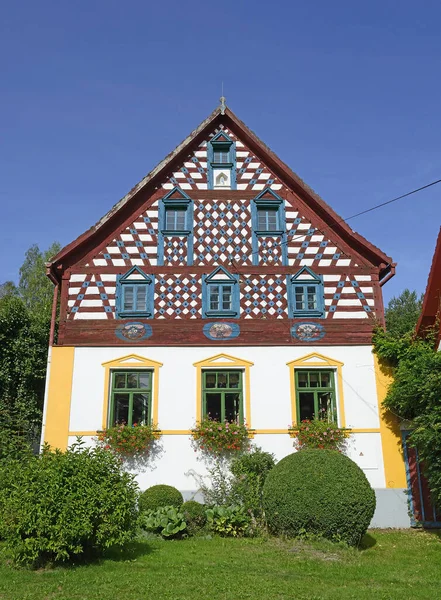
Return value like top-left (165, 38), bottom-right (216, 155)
top-left (42, 100), bottom-right (409, 526)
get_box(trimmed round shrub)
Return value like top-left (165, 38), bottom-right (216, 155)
top-left (263, 449), bottom-right (376, 546)
top-left (181, 500), bottom-right (207, 533)
top-left (139, 484), bottom-right (183, 512)
top-left (0, 442), bottom-right (139, 566)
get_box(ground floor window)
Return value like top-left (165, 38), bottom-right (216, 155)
top-left (202, 369), bottom-right (243, 423)
top-left (295, 369), bottom-right (336, 422)
top-left (109, 370), bottom-right (152, 426)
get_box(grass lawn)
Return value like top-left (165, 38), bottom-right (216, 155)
top-left (0, 530), bottom-right (440, 600)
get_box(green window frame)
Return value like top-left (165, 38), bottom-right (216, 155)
top-left (109, 370), bottom-right (152, 426)
top-left (202, 369), bottom-right (243, 423)
top-left (295, 369), bottom-right (337, 423)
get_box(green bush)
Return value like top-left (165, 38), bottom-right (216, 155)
top-left (0, 440), bottom-right (139, 566)
top-left (230, 447), bottom-right (275, 521)
top-left (181, 500), bottom-right (207, 534)
top-left (139, 484), bottom-right (183, 513)
top-left (263, 449), bottom-right (376, 546)
top-left (206, 505), bottom-right (251, 537)
top-left (139, 506), bottom-right (187, 538)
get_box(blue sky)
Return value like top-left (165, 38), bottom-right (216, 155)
top-left (1, 0), bottom-right (440, 304)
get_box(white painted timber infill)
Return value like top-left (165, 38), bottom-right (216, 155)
top-left (338, 299), bottom-right (363, 306)
top-left (336, 259), bottom-right (351, 266)
top-left (355, 275), bottom-right (372, 281)
top-left (323, 274), bottom-right (341, 281)
top-left (70, 274), bottom-right (87, 282)
top-left (318, 259), bottom-right (332, 266)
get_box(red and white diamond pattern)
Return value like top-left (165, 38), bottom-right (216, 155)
top-left (93, 202), bottom-right (159, 267)
top-left (163, 237), bottom-right (188, 265)
top-left (241, 276), bottom-right (288, 319)
top-left (155, 275), bottom-right (202, 319)
top-left (257, 236), bottom-right (284, 265)
top-left (194, 200), bottom-right (253, 266)
top-left (285, 208), bottom-right (354, 270)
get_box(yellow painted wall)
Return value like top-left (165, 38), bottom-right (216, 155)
top-left (43, 347), bottom-right (75, 450)
top-left (374, 355), bottom-right (407, 488)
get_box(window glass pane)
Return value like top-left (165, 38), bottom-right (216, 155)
top-left (175, 210), bottom-right (186, 229)
top-left (294, 286), bottom-right (305, 310)
top-left (217, 373), bottom-right (227, 388)
top-left (225, 393), bottom-right (240, 423)
top-left (297, 372), bottom-right (308, 388)
top-left (114, 393), bottom-right (130, 424)
top-left (127, 373), bottom-right (138, 388)
top-left (306, 286), bottom-right (317, 310)
top-left (132, 393), bottom-right (149, 426)
top-left (114, 373), bottom-right (126, 389)
top-left (267, 211), bottom-right (278, 230)
top-left (309, 372), bottom-right (320, 387)
top-left (123, 286), bottom-right (134, 311)
top-left (214, 151), bottom-right (229, 163)
top-left (205, 373), bottom-right (217, 388)
top-left (139, 372), bottom-right (151, 389)
top-left (318, 392), bottom-right (334, 421)
top-left (209, 285), bottom-right (220, 310)
top-left (299, 392), bottom-right (315, 421)
top-left (205, 393), bottom-right (222, 421)
top-left (257, 212), bottom-right (267, 230)
top-left (136, 286), bottom-right (147, 311)
top-left (222, 285), bottom-right (232, 310)
top-left (320, 372), bottom-right (331, 388)
top-left (165, 210), bottom-right (175, 230)
top-left (229, 372), bottom-right (240, 389)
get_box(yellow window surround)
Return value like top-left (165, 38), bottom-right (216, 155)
top-left (193, 353), bottom-right (254, 427)
top-left (101, 354), bottom-right (163, 430)
top-left (286, 352), bottom-right (346, 428)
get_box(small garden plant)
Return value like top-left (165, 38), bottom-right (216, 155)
top-left (96, 423), bottom-right (161, 458)
top-left (290, 418), bottom-right (349, 452)
top-left (139, 506), bottom-right (187, 539)
top-left (139, 485), bottom-right (183, 513)
top-left (190, 418), bottom-right (251, 458)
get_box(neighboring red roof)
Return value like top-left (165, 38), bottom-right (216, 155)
top-left (416, 227), bottom-right (441, 343)
top-left (47, 104), bottom-right (394, 283)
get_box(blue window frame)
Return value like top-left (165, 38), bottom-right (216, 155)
top-left (288, 267), bottom-right (324, 318)
top-left (158, 187), bottom-right (194, 265)
top-left (116, 267), bottom-right (154, 319)
top-left (202, 266), bottom-right (240, 318)
top-left (251, 188), bottom-right (287, 265)
top-left (207, 130), bottom-right (236, 190)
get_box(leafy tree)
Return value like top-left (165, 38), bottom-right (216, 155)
top-left (18, 242), bottom-right (61, 317)
top-left (373, 326), bottom-right (441, 508)
top-left (0, 281), bottom-right (17, 298)
top-left (0, 242), bottom-right (60, 459)
top-left (385, 289), bottom-right (423, 338)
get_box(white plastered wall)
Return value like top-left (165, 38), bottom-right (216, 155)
top-left (68, 345), bottom-right (386, 491)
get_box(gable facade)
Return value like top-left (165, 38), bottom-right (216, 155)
top-left (42, 104), bottom-right (409, 527)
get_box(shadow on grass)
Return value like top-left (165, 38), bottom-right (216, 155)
top-left (358, 533), bottom-right (377, 551)
top-left (421, 528), bottom-right (441, 540)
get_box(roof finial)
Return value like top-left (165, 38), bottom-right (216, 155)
top-left (220, 82), bottom-right (226, 114)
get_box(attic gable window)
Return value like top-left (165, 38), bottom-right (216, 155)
top-left (207, 130), bottom-right (236, 190)
top-left (160, 187), bottom-right (192, 235)
top-left (202, 266), bottom-right (240, 318)
top-left (116, 267), bottom-right (154, 319)
top-left (288, 267), bottom-right (324, 318)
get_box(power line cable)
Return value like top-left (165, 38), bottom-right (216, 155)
top-left (229, 178), bottom-right (441, 264)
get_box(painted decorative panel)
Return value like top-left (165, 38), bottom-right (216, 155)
top-left (256, 236), bottom-right (284, 265)
top-left (162, 236), bottom-right (189, 265)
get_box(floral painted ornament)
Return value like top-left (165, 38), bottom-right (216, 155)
top-left (115, 322), bottom-right (153, 341)
top-left (291, 322), bottom-right (325, 342)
